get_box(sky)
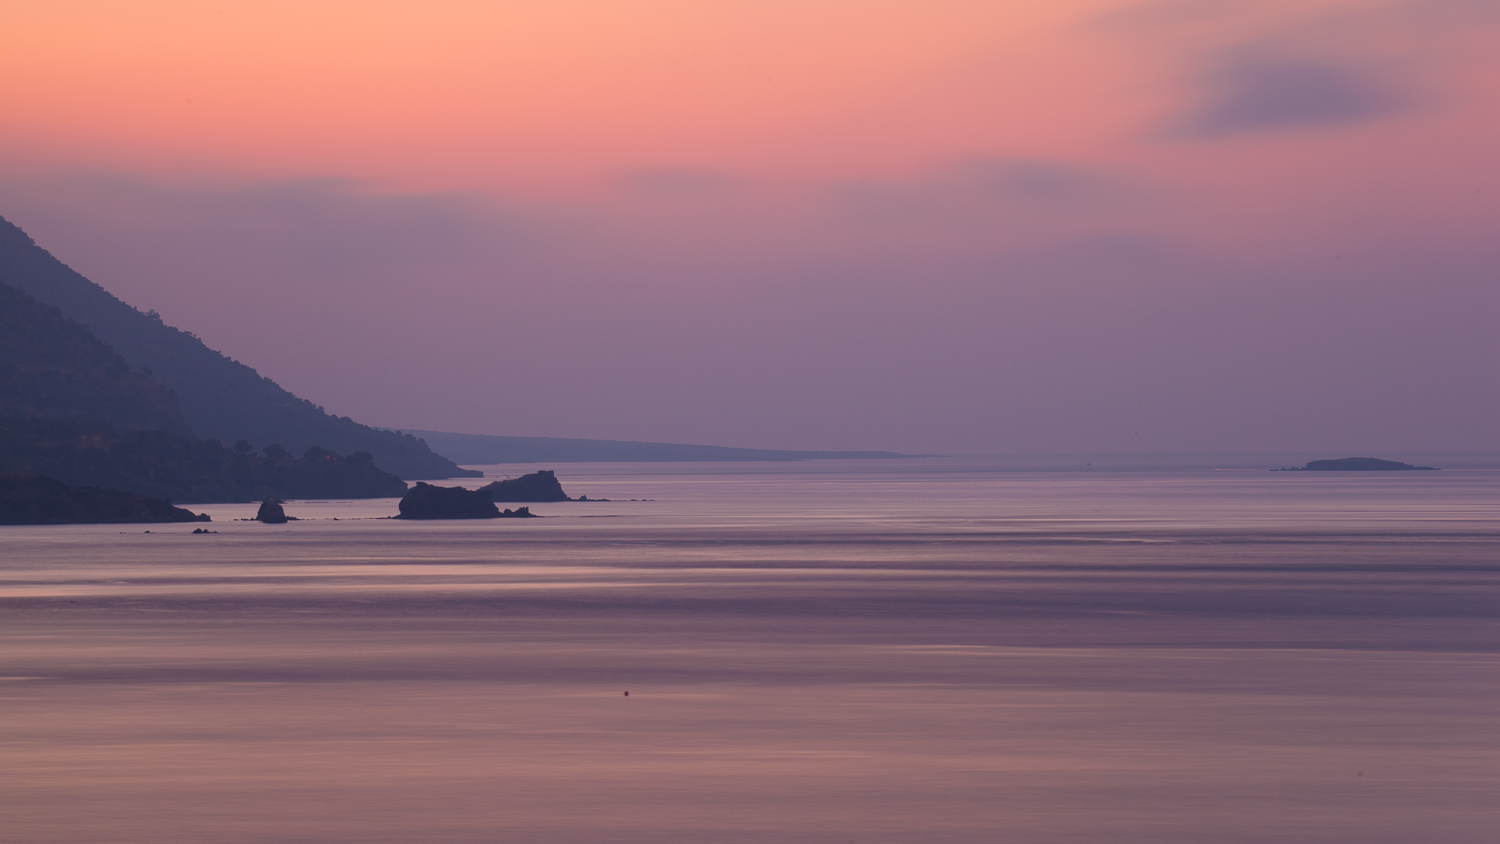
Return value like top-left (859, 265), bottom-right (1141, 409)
top-left (1, 0), bottom-right (1496, 454)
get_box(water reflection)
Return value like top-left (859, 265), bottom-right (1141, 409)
top-left (2, 460), bottom-right (1497, 843)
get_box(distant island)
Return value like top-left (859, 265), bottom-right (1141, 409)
top-left (1275, 457), bottom-right (1439, 472)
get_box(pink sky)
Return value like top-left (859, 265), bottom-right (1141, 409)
top-left (2, 0), bottom-right (1496, 453)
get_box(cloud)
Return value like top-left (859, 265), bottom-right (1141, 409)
top-left (1092, 2), bottom-right (1464, 140)
top-left (1, 173), bottom-right (513, 275)
top-left (831, 158), bottom-right (1128, 225)
top-left (2, 160), bottom-right (1495, 454)
top-left (958, 159), bottom-right (1116, 202)
top-left (1173, 55), bottom-right (1409, 137)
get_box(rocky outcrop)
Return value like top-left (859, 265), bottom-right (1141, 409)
top-left (255, 500), bottom-right (289, 524)
top-left (396, 483), bottom-right (543, 519)
top-left (480, 470), bottom-right (572, 502)
top-left (0, 473), bottom-right (209, 525)
top-left (397, 482), bottom-right (502, 519)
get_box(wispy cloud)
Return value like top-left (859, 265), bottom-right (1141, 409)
top-left (1093, 2), bottom-right (1473, 139)
top-left (1173, 54), bottom-right (1409, 137)
top-left (832, 158), bottom-right (1132, 226)
top-left (1, 173), bottom-right (515, 275)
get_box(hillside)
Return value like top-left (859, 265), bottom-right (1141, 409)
top-left (0, 474), bottom-right (210, 525)
top-left (0, 281), bottom-right (191, 434)
top-left (0, 215), bottom-right (476, 479)
top-left (0, 418), bottom-right (409, 503)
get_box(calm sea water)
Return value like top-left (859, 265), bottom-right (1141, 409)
top-left (3, 458), bottom-right (1497, 843)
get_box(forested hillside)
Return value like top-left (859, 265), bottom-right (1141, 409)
top-left (0, 282), bottom-right (191, 434)
top-left (0, 216), bottom-right (476, 479)
top-left (0, 418), bottom-right (409, 503)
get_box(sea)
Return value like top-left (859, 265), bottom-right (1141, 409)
top-left (2, 457), bottom-right (1497, 843)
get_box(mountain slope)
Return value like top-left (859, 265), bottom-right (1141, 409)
top-left (0, 215), bottom-right (476, 479)
top-left (1, 281), bottom-right (191, 434)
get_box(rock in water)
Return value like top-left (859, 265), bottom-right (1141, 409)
top-left (256, 499), bottom-right (289, 524)
top-left (0, 474), bottom-right (210, 525)
top-left (397, 482), bottom-right (501, 519)
top-left (480, 470), bottom-right (572, 502)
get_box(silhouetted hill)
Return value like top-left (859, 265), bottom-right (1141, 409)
top-left (0, 215), bottom-right (477, 480)
top-left (397, 429), bottom-right (913, 463)
top-left (0, 418), bottom-right (409, 503)
top-left (0, 473), bottom-right (210, 525)
top-left (1, 282), bottom-right (191, 434)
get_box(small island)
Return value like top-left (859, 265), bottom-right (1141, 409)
top-left (480, 470), bottom-right (573, 502)
top-left (256, 499), bottom-right (293, 524)
top-left (1275, 457), bottom-right (1439, 472)
top-left (397, 482), bottom-right (538, 520)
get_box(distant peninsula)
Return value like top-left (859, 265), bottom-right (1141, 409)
top-left (1275, 457), bottom-right (1439, 472)
top-left (391, 429), bottom-right (912, 464)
